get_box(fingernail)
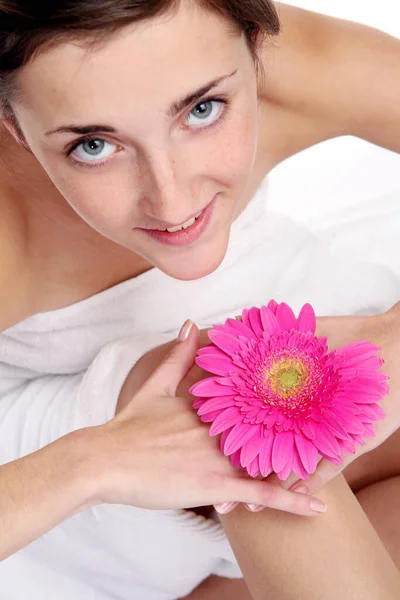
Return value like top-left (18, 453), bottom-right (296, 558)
top-left (178, 319), bottom-right (193, 342)
top-left (214, 502), bottom-right (237, 514)
top-left (310, 498), bottom-right (327, 513)
top-left (246, 503), bottom-right (265, 512)
top-left (291, 484), bottom-right (308, 494)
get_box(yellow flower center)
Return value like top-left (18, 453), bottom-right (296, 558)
top-left (279, 369), bottom-right (300, 389)
top-left (253, 347), bottom-right (324, 414)
top-left (264, 357), bottom-right (308, 402)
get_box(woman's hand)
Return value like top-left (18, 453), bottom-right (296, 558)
top-left (93, 322), bottom-right (326, 516)
top-left (286, 303), bottom-right (400, 496)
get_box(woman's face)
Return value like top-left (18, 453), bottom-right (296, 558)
top-left (12, 3), bottom-right (260, 280)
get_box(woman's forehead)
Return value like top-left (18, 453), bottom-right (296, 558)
top-left (15, 6), bottom-right (244, 127)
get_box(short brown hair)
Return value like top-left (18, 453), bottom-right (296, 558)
top-left (0, 0), bottom-right (280, 115)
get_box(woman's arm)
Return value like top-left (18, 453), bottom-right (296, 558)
top-left (0, 428), bottom-right (101, 561)
top-left (219, 473), bottom-right (400, 600)
top-left (0, 332), bottom-right (173, 561)
top-left (0, 327), bottom-right (321, 563)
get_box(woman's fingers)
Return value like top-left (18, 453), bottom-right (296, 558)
top-left (142, 320), bottom-right (199, 398)
top-left (214, 502), bottom-right (239, 514)
top-left (217, 478), bottom-right (327, 517)
top-left (289, 455), bottom-right (354, 496)
top-left (214, 472), bottom-right (319, 515)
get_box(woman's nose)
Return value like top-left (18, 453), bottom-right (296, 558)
top-left (140, 150), bottom-right (193, 223)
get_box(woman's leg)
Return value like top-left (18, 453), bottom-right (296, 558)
top-left (218, 473), bottom-right (399, 600)
top-left (356, 475), bottom-right (400, 569)
top-left (182, 430), bottom-right (400, 600)
top-left (182, 473), bottom-right (399, 600)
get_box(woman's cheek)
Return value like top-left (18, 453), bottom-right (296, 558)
top-left (228, 102), bottom-right (258, 163)
top-left (218, 122), bottom-right (257, 187)
top-left (55, 169), bottom-right (135, 232)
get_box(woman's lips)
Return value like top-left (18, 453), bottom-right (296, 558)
top-left (137, 196), bottom-right (216, 247)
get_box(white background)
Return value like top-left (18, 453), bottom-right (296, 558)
top-left (267, 0), bottom-right (400, 223)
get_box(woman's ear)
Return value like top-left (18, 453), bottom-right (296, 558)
top-left (250, 26), bottom-right (267, 54)
top-left (2, 115), bottom-right (30, 151)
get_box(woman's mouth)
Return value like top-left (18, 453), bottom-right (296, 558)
top-left (160, 210), bottom-right (203, 233)
top-left (137, 196), bottom-right (216, 247)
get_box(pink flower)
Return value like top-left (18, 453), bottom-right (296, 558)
top-left (189, 301), bottom-right (388, 480)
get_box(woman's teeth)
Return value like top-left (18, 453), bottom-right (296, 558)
top-left (162, 211), bottom-right (202, 233)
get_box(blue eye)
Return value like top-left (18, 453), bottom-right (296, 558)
top-left (71, 138), bottom-right (116, 163)
top-left (186, 100), bottom-right (224, 127)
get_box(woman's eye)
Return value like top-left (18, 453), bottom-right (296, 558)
top-left (186, 100), bottom-right (223, 127)
top-left (71, 138), bottom-right (116, 163)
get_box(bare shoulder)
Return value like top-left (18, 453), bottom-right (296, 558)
top-left (257, 4), bottom-right (344, 168)
top-left (258, 2), bottom-right (399, 167)
top-left (0, 178), bottom-right (31, 331)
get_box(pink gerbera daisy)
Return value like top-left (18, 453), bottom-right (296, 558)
top-left (189, 301), bottom-right (388, 480)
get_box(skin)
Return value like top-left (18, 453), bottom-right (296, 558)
top-left (0, 1), bottom-right (399, 597)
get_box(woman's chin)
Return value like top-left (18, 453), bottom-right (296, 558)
top-left (154, 238), bottom-right (229, 281)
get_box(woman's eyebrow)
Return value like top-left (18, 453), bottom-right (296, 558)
top-left (167, 68), bottom-right (238, 117)
top-left (45, 69), bottom-right (238, 137)
top-left (45, 124), bottom-right (116, 136)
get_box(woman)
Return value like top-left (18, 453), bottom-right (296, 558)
top-left (0, 1), bottom-right (399, 598)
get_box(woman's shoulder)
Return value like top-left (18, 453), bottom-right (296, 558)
top-left (258, 4), bottom-right (347, 169)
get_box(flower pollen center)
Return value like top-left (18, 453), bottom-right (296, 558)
top-left (266, 357), bottom-right (308, 400)
top-left (279, 368), bottom-right (300, 389)
top-left (253, 348), bottom-right (323, 414)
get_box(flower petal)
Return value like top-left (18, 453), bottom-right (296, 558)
top-left (294, 432), bottom-right (319, 474)
top-left (209, 407), bottom-right (242, 436)
top-left (276, 303), bottom-right (297, 332)
top-left (267, 299), bottom-right (279, 314)
top-left (197, 396), bottom-right (236, 417)
top-left (207, 330), bottom-right (241, 356)
top-left (332, 403), bottom-right (366, 434)
top-left (357, 403), bottom-right (385, 423)
top-left (225, 318), bottom-right (256, 340)
top-left (223, 422), bottom-right (258, 456)
top-left (277, 454), bottom-right (293, 480)
top-left (301, 419), bottom-right (316, 440)
top-left (197, 345), bottom-right (221, 356)
top-left (230, 448), bottom-right (242, 468)
top-left (272, 430), bottom-right (294, 473)
top-left (264, 409), bottom-right (279, 428)
top-left (339, 356), bottom-right (383, 373)
top-left (322, 409), bottom-right (350, 440)
top-left (247, 455), bottom-right (261, 478)
top-left (259, 431), bottom-right (275, 477)
top-left (196, 353), bottom-right (236, 376)
top-left (190, 377), bottom-right (234, 397)
top-left (338, 437), bottom-right (356, 455)
top-left (200, 409), bottom-right (226, 423)
top-left (352, 434), bottom-right (366, 447)
top-left (291, 443), bottom-right (311, 479)
top-left (297, 303), bottom-right (316, 334)
top-left (260, 306), bottom-right (280, 335)
top-left (220, 429), bottom-right (230, 453)
top-left (192, 398), bottom-right (204, 410)
top-left (248, 307), bottom-right (263, 337)
top-left (240, 428), bottom-right (264, 467)
top-left (312, 421), bottom-right (341, 458)
top-left (362, 423), bottom-right (376, 438)
top-left (335, 343), bottom-right (381, 365)
top-left (336, 390), bottom-right (384, 404)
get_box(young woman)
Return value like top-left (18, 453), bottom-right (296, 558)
top-left (0, 1), bottom-right (399, 598)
